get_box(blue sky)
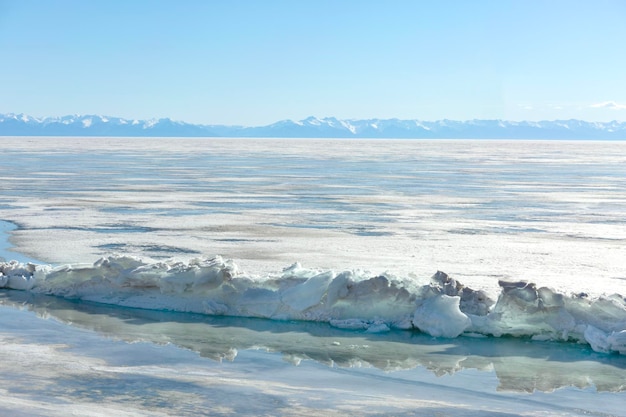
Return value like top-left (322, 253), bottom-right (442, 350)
top-left (1, 0), bottom-right (625, 125)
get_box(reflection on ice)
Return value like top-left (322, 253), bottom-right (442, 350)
top-left (1, 290), bottom-right (625, 394)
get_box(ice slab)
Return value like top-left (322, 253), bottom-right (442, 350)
top-left (2, 256), bottom-right (625, 355)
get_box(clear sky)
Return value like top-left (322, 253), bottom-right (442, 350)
top-left (1, 0), bottom-right (625, 125)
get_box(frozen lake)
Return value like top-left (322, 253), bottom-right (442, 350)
top-left (1, 137), bottom-right (625, 415)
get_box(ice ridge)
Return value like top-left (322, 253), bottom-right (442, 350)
top-left (1, 256), bottom-right (625, 355)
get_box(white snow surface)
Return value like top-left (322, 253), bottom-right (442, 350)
top-left (2, 256), bottom-right (625, 354)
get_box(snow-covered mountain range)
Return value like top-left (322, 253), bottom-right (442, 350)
top-left (1, 113), bottom-right (625, 139)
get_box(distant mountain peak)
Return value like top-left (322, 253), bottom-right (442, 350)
top-left (1, 113), bottom-right (625, 139)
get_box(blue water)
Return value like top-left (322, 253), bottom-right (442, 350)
top-left (0, 220), bottom-right (42, 264)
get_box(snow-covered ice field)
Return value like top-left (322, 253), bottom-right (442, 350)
top-left (1, 137), bottom-right (625, 415)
